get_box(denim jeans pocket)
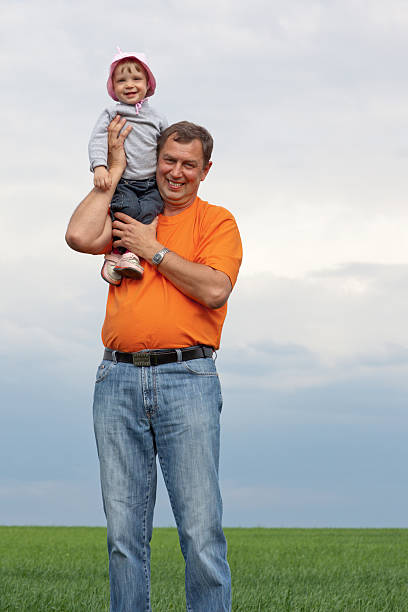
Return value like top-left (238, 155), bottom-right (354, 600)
top-left (95, 360), bottom-right (115, 383)
top-left (181, 357), bottom-right (218, 376)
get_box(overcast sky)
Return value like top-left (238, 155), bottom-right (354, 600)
top-left (2, 0), bottom-right (408, 527)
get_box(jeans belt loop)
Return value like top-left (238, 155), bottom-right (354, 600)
top-left (112, 350), bottom-right (118, 364)
top-left (175, 348), bottom-right (182, 363)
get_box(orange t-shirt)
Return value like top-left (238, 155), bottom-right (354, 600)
top-left (101, 197), bottom-right (242, 352)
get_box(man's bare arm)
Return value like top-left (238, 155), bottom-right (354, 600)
top-left (113, 213), bottom-right (232, 309)
top-left (157, 252), bottom-right (232, 310)
top-left (65, 116), bottom-right (132, 254)
top-left (65, 187), bottom-right (114, 254)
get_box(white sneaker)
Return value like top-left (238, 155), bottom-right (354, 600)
top-left (101, 252), bottom-right (122, 285)
top-left (114, 252), bottom-right (144, 280)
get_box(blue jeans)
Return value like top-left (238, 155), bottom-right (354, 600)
top-left (93, 354), bottom-right (231, 612)
top-left (110, 177), bottom-right (163, 224)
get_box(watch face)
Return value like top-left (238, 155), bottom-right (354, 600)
top-left (153, 248), bottom-right (169, 265)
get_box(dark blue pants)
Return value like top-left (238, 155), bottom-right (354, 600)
top-left (110, 177), bottom-right (164, 251)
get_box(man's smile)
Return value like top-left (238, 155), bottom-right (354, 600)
top-left (167, 180), bottom-right (184, 189)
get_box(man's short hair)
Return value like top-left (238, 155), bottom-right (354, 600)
top-left (157, 121), bottom-right (213, 168)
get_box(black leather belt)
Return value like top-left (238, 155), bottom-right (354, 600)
top-left (103, 345), bottom-right (213, 367)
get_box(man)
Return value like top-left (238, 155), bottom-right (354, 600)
top-left (66, 117), bottom-right (242, 612)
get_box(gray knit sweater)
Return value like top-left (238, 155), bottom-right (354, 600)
top-left (88, 99), bottom-right (168, 180)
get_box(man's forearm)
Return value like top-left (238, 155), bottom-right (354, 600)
top-left (156, 251), bottom-right (232, 309)
top-left (65, 167), bottom-right (122, 254)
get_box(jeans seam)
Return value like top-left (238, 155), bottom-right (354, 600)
top-left (152, 366), bottom-right (159, 416)
top-left (157, 453), bottom-right (187, 559)
top-left (182, 361), bottom-right (218, 376)
top-left (95, 360), bottom-right (115, 383)
top-left (142, 367), bottom-right (150, 419)
top-left (142, 447), bottom-right (155, 612)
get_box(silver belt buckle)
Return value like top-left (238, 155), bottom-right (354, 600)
top-left (132, 352), bottom-right (151, 367)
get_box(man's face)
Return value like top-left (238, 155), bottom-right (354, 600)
top-left (113, 61), bottom-right (148, 105)
top-left (156, 136), bottom-right (211, 210)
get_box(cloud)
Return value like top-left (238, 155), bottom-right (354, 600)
top-left (218, 263), bottom-right (408, 390)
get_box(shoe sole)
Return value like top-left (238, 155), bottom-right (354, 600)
top-left (114, 265), bottom-right (144, 280)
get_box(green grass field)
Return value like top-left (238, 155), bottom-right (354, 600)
top-left (0, 527), bottom-right (407, 611)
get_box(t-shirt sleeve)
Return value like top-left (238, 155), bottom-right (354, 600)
top-left (193, 207), bottom-right (243, 287)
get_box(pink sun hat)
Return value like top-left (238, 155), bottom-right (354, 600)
top-left (107, 47), bottom-right (157, 100)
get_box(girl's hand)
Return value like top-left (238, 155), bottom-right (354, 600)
top-left (94, 166), bottom-right (112, 191)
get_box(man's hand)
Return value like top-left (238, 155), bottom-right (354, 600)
top-left (107, 115), bottom-right (133, 177)
top-left (113, 213), bottom-right (161, 261)
top-left (94, 166), bottom-right (112, 191)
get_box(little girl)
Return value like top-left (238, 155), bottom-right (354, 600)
top-left (89, 48), bottom-right (168, 285)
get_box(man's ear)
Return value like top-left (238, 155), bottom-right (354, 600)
top-left (201, 161), bottom-right (212, 182)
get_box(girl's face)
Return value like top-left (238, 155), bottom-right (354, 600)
top-left (113, 61), bottom-right (148, 104)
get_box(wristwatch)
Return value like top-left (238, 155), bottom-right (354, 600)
top-left (152, 247), bottom-right (171, 266)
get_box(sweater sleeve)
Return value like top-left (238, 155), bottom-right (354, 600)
top-left (88, 109), bottom-right (112, 172)
top-left (161, 114), bottom-right (169, 132)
